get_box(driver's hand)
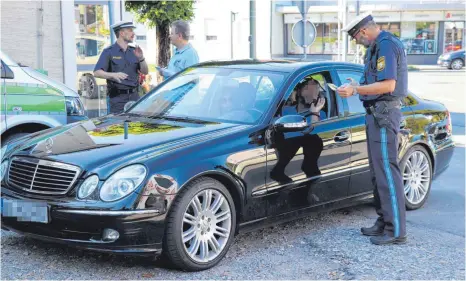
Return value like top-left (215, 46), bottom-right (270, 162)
top-left (310, 97), bottom-right (325, 112)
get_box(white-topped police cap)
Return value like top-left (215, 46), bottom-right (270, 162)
top-left (342, 12), bottom-right (373, 37)
top-left (111, 21), bottom-right (136, 32)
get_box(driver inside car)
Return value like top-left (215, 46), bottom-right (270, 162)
top-left (219, 80), bottom-right (258, 123)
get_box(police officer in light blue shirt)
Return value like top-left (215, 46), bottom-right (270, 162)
top-left (157, 20), bottom-right (199, 79)
top-left (338, 12), bottom-right (408, 246)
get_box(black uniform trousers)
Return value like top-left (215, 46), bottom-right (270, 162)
top-left (365, 102), bottom-right (406, 238)
top-left (107, 88), bottom-right (140, 114)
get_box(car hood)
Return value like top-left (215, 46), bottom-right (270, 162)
top-left (7, 114), bottom-right (248, 169)
top-left (442, 49), bottom-right (465, 56)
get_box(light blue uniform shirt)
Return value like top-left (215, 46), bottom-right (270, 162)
top-left (163, 43), bottom-right (199, 79)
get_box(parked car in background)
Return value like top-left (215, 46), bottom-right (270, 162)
top-left (437, 49), bottom-right (465, 70)
top-left (444, 40), bottom-right (463, 53)
top-left (1, 50), bottom-right (87, 146)
top-left (1, 60), bottom-right (454, 271)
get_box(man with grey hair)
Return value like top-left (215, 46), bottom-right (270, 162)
top-left (157, 20), bottom-right (199, 79)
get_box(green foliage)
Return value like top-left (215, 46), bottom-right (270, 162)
top-left (125, 1), bottom-right (195, 27)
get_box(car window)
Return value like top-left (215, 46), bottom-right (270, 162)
top-left (279, 71), bottom-right (337, 121)
top-left (130, 68), bottom-right (285, 125)
top-left (336, 70), bottom-right (366, 115)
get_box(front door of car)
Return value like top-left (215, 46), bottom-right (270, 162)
top-left (265, 69), bottom-right (352, 217)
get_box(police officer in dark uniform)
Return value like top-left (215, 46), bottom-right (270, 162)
top-left (338, 12), bottom-right (408, 245)
top-left (94, 21), bottom-right (149, 114)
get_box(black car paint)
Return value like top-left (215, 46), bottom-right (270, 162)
top-left (1, 61), bottom-right (455, 255)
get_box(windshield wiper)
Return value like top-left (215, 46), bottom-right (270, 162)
top-left (149, 115), bottom-right (208, 124)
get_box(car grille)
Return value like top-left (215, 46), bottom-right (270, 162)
top-left (7, 157), bottom-right (81, 195)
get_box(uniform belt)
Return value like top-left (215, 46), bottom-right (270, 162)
top-left (109, 87), bottom-right (138, 97)
top-left (364, 100), bottom-right (402, 115)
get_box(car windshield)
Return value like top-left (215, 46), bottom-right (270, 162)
top-left (129, 67), bottom-right (286, 124)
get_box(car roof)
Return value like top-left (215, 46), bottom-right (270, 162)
top-left (195, 59), bottom-right (363, 73)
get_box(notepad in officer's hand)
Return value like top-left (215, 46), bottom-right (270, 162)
top-left (327, 83), bottom-right (338, 91)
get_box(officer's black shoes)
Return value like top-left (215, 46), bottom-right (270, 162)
top-left (270, 172), bottom-right (292, 185)
top-left (360, 224), bottom-right (384, 236)
top-left (370, 235), bottom-right (407, 245)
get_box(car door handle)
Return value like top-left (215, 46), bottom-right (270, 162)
top-left (334, 131), bottom-right (350, 142)
top-left (400, 119), bottom-right (407, 129)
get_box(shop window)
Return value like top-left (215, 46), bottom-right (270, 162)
top-left (443, 21), bottom-right (465, 53)
top-left (401, 22), bottom-right (438, 54)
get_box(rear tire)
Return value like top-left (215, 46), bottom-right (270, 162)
top-left (162, 177), bottom-right (236, 271)
top-left (399, 145), bottom-right (433, 210)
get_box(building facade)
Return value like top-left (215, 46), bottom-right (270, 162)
top-left (1, 0), bottom-right (464, 118)
top-left (272, 0), bottom-right (466, 64)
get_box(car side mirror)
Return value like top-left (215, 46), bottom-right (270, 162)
top-left (124, 101), bottom-right (136, 112)
top-left (274, 115), bottom-right (310, 132)
top-left (1, 62), bottom-right (14, 79)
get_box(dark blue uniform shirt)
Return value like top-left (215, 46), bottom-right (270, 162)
top-left (94, 43), bottom-right (140, 90)
top-left (359, 31), bottom-right (408, 102)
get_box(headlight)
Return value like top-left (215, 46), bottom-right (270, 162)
top-left (1, 161), bottom-right (8, 182)
top-left (66, 97), bottom-right (86, 116)
top-left (100, 165), bottom-right (147, 202)
top-left (443, 54), bottom-right (450, 59)
top-left (77, 175), bottom-right (99, 199)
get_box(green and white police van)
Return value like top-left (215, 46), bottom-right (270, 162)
top-left (1, 50), bottom-right (88, 146)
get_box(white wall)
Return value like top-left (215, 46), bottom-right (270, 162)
top-left (1, 0), bottom-right (64, 83)
top-left (271, 1), bottom-right (285, 57)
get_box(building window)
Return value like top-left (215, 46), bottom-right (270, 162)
top-left (401, 22), bottom-right (438, 54)
top-left (205, 19), bottom-right (218, 42)
top-left (377, 22), bottom-right (401, 37)
top-left (136, 35), bottom-right (146, 41)
top-left (443, 21), bottom-right (465, 53)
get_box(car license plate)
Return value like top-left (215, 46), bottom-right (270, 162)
top-left (1, 198), bottom-right (49, 223)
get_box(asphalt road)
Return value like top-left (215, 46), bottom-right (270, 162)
top-left (1, 70), bottom-right (465, 280)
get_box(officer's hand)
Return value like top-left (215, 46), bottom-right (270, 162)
top-left (112, 72), bottom-right (128, 83)
top-left (337, 84), bottom-right (355, 98)
top-left (134, 46), bottom-right (144, 59)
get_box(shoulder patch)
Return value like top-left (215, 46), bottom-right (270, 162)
top-left (377, 56), bottom-right (385, 71)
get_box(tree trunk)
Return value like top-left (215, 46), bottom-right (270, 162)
top-left (156, 23), bottom-right (170, 84)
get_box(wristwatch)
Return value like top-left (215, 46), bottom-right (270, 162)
top-left (310, 112), bottom-right (320, 118)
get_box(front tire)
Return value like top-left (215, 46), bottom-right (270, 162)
top-left (163, 177), bottom-right (236, 271)
top-left (450, 59), bottom-right (464, 70)
top-left (400, 146), bottom-right (433, 210)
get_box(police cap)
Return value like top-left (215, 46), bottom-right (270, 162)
top-left (342, 12), bottom-right (374, 38)
top-left (111, 21), bottom-right (136, 32)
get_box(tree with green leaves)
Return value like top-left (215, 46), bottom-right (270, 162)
top-left (125, 1), bottom-right (195, 69)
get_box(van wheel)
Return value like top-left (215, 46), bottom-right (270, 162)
top-left (162, 177), bottom-right (236, 271)
top-left (2, 133), bottom-right (29, 148)
top-left (81, 75), bottom-right (98, 99)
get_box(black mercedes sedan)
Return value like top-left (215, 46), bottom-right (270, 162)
top-left (1, 60), bottom-right (454, 271)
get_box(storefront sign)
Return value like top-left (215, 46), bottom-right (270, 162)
top-left (372, 11), bottom-right (401, 22)
top-left (444, 11), bottom-right (466, 21)
top-left (401, 11), bottom-right (443, 22)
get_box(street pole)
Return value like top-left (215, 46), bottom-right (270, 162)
top-left (249, 0), bottom-right (256, 59)
top-left (302, 0), bottom-right (307, 60)
top-left (342, 0), bottom-right (347, 62)
top-left (355, 0), bottom-right (360, 64)
top-left (109, 0), bottom-right (115, 45)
